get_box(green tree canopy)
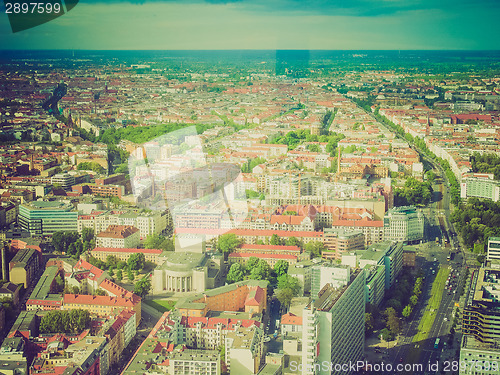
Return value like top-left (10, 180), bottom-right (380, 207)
top-left (106, 255), bottom-right (119, 269)
top-left (276, 274), bottom-right (300, 295)
top-left (81, 227), bottom-right (95, 243)
top-left (285, 237), bottom-right (301, 247)
top-left (40, 310), bottom-right (90, 334)
top-left (270, 234), bottom-right (283, 246)
top-left (144, 234), bottom-right (165, 249)
top-left (217, 233), bottom-right (242, 254)
top-left (365, 313), bottom-right (374, 335)
top-left (52, 231), bottom-right (81, 254)
top-left (227, 263), bottom-right (245, 283)
top-left (134, 276), bottom-right (151, 298)
top-left (304, 241), bottom-right (325, 258)
top-left (77, 161), bottom-right (105, 174)
top-left (128, 253), bottom-right (146, 271)
top-left (246, 257), bottom-right (260, 270)
top-left (402, 305), bottom-right (412, 319)
top-left (249, 259), bottom-right (271, 280)
top-left (274, 260), bottom-right (289, 277)
top-left (275, 288), bottom-right (294, 310)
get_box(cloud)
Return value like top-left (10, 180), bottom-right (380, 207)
top-left (0, 0), bottom-right (498, 50)
top-left (76, 0), bottom-right (500, 17)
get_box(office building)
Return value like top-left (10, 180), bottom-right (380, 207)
top-left (19, 201), bottom-right (78, 236)
top-left (462, 267), bottom-right (500, 343)
top-left (364, 265), bottom-right (385, 307)
top-left (383, 206), bottom-right (424, 243)
top-left (487, 237), bottom-right (500, 262)
top-left (459, 335), bottom-right (500, 375)
top-left (50, 172), bottom-right (75, 190)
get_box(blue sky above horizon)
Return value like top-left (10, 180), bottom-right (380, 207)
top-left (0, 0), bottom-right (499, 50)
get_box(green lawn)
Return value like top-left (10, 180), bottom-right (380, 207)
top-left (413, 266), bottom-right (450, 343)
top-left (143, 299), bottom-right (176, 313)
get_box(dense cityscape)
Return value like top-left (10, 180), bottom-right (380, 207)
top-left (0, 48), bottom-right (499, 375)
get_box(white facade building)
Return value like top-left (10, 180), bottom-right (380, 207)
top-left (383, 206), bottom-right (424, 243)
top-left (301, 269), bottom-right (365, 375)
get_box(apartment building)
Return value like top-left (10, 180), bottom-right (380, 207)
top-left (461, 173), bottom-right (500, 202)
top-left (63, 294), bottom-right (141, 327)
top-left (358, 241), bottom-right (404, 290)
top-left (90, 247), bottom-right (163, 264)
top-left (225, 325), bottom-right (265, 375)
top-left (122, 312), bottom-right (221, 375)
top-left (78, 210), bottom-right (167, 239)
top-left (30, 335), bottom-right (108, 375)
top-left (72, 183), bottom-right (125, 198)
top-left (96, 225), bottom-right (140, 248)
top-left (322, 228), bottom-right (364, 260)
top-left (9, 247), bottom-right (40, 288)
top-left (302, 269), bottom-right (365, 375)
top-left (234, 244), bottom-right (302, 257)
top-left (26, 266), bottom-right (62, 311)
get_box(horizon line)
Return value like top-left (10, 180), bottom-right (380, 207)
top-left (1, 48), bottom-right (500, 52)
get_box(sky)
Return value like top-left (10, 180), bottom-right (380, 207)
top-left (0, 0), bottom-right (499, 50)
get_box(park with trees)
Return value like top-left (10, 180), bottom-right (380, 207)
top-left (52, 228), bottom-right (95, 259)
top-left (451, 197), bottom-right (500, 254)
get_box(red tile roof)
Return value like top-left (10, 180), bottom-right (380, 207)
top-left (97, 225), bottom-right (139, 239)
top-left (247, 287), bottom-right (265, 307)
top-left (63, 293), bottom-right (139, 308)
top-left (229, 253), bottom-right (297, 260)
top-left (238, 244), bottom-right (300, 252)
top-left (92, 247), bottom-right (162, 254)
top-left (331, 220), bottom-right (383, 228)
top-left (281, 312), bottom-right (302, 325)
top-left (74, 259), bottom-right (104, 280)
top-left (175, 228), bottom-right (323, 238)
